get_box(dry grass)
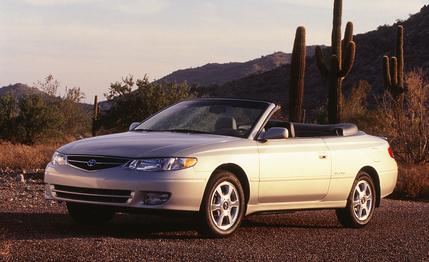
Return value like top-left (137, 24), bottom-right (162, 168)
top-left (0, 141), bottom-right (57, 172)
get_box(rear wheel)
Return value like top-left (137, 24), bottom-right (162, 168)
top-left (199, 170), bottom-right (245, 237)
top-left (336, 172), bottom-right (376, 228)
top-left (67, 202), bottom-right (115, 226)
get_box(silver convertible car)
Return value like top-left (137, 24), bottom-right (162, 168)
top-left (45, 98), bottom-right (397, 237)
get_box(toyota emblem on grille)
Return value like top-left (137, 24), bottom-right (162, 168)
top-left (87, 159), bottom-right (97, 167)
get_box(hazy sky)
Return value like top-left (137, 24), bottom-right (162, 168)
top-left (0, 0), bottom-right (427, 102)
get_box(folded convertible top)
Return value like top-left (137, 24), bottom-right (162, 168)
top-left (293, 123), bottom-right (359, 137)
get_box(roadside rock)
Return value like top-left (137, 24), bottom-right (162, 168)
top-left (16, 174), bottom-right (25, 183)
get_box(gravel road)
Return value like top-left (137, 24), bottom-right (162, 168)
top-left (1, 174), bottom-right (428, 261)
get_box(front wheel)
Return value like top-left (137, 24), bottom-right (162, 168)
top-left (67, 202), bottom-right (115, 226)
top-left (336, 172), bottom-right (376, 228)
top-left (199, 170), bottom-right (245, 237)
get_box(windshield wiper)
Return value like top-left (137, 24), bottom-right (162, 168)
top-left (132, 128), bottom-right (212, 134)
top-left (132, 129), bottom-right (164, 132)
top-left (166, 129), bottom-right (213, 134)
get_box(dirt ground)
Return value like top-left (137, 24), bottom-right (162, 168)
top-left (1, 174), bottom-right (428, 261)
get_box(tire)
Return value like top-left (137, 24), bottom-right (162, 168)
top-left (199, 170), bottom-right (246, 238)
top-left (67, 202), bottom-right (115, 226)
top-left (336, 172), bottom-right (376, 228)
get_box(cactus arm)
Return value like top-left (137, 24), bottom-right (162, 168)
top-left (342, 21), bottom-right (354, 65)
top-left (343, 22), bottom-right (354, 43)
top-left (383, 56), bottom-right (392, 87)
top-left (340, 41), bottom-right (356, 77)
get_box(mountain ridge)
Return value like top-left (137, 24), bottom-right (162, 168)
top-left (157, 47), bottom-right (318, 86)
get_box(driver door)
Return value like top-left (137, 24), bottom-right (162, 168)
top-left (257, 137), bottom-right (331, 203)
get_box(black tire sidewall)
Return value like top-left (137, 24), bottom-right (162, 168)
top-left (200, 170), bottom-right (245, 237)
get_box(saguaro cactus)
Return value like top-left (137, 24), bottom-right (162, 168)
top-left (315, 0), bottom-right (356, 124)
top-left (92, 95), bottom-right (99, 136)
top-left (289, 26), bottom-right (306, 123)
top-left (383, 25), bottom-right (405, 97)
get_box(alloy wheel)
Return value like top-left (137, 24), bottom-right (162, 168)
top-left (209, 181), bottom-right (240, 231)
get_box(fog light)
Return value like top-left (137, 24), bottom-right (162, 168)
top-left (142, 192), bottom-right (170, 205)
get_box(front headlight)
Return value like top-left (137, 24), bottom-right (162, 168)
top-left (127, 157), bottom-right (197, 171)
top-left (51, 152), bottom-right (67, 165)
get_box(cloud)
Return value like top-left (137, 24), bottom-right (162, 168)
top-left (23, 0), bottom-right (171, 15)
top-left (113, 0), bottom-right (170, 15)
top-left (23, 0), bottom-right (93, 5)
top-left (270, 0), bottom-right (427, 12)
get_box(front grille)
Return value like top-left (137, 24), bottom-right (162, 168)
top-left (53, 185), bottom-right (133, 204)
top-left (67, 155), bottom-right (129, 171)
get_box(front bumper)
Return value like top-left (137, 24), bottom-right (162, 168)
top-left (44, 163), bottom-right (208, 212)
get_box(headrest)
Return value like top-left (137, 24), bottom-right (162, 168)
top-left (215, 117), bottom-right (237, 130)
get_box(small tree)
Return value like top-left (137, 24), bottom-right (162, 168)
top-left (14, 94), bottom-right (64, 144)
top-left (0, 94), bottom-right (18, 139)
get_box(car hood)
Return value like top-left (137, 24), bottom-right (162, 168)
top-left (57, 131), bottom-right (240, 158)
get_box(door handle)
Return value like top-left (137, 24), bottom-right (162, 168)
top-left (318, 153), bottom-right (328, 159)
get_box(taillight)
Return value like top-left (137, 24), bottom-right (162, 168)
top-left (388, 147), bottom-right (395, 158)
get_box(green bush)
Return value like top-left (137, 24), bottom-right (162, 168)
top-left (0, 94), bottom-right (17, 139)
top-left (12, 94), bottom-right (64, 144)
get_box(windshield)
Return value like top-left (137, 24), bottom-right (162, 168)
top-left (134, 100), bottom-right (270, 138)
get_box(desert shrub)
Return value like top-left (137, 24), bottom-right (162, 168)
top-left (34, 75), bottom-right (90, 138)
top-left (99, 75), bottom-right (193, 132)
top-left (59, 87), bottom-right (90, 136)
top-left (342, 71), bottom-right (429, 164)
top-left (394, 164), bottom-right (429, 198)
top-left (12, 94), bottom-right (64, 144)
top-left (370, 70), bottom-right (429, 164)
top-left (0, 94), bottom-right (18, 140)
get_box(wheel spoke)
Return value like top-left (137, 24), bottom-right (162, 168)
top-left (358, 205), bottom-right (364, 218)
top-left (231, 199), bottom-right (239, 208)
top-left (353, 200), bottom-right (360, 208)
top-left (216, 213), bottom-right (226, 226)
top-left (211, 203), bottom-right (221, 212)
top-left (362, 183), bottom-right (368, 194)
top-left (216, 187), bottom-right (223, 198)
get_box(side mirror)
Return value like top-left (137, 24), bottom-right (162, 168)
top-left (259, 127), bottom-right (289, 140)
top-left (129, 122), bottom-right (140, 131)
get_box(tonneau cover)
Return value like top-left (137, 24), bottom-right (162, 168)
top-left (293, 123), bottom-right (359, 137)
